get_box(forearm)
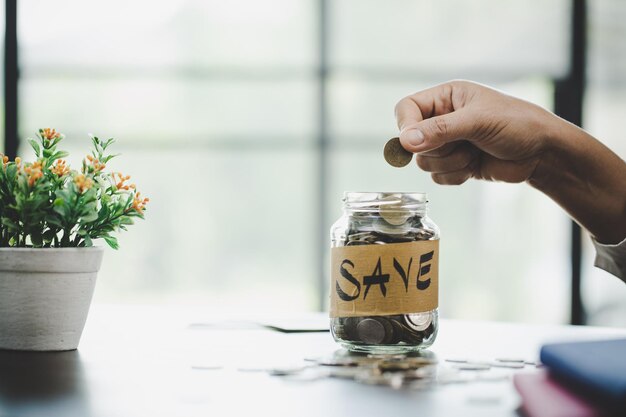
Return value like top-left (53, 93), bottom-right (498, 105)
top-left (529, 118), bottom-right (626, 244)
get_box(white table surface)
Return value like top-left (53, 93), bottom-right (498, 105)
top-left (1, 304), bottom-right (625, 417)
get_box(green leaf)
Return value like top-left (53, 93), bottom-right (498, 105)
top-left (1, 219), bottom-right (18, 231)
top-left (53, 201), bottom-right (69, 217)
top-left (80, 211), bottom-right (99, 223)
top-left (119, 216), bottom-right (134, 225)
top-left (6, 163), bottom-right (17, 179)
top-left (47, 218), bottom-right (63, 227)
top-left (28, 138), bottom-right (41, 157)
top-left (81, 233), bottom-right (93, 247)
top-left (103, 235), bottom-right (119, 250)
top-left (50, 151), bottom-right (69, 161)
top-left (51, 136), bottom-right (64, 147)
top-left (102, 153), bottom-right (120, 163)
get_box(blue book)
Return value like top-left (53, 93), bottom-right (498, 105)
top-left (540, 338), bottom-right (626, 411)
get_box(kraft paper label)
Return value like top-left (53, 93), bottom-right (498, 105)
top-left (330, 240), bottom-right (439, 318)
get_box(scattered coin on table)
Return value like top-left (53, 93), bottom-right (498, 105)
top-left (262, 351), bottom-right (541, 390)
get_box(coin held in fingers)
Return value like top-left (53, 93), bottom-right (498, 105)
top-left (384, 137), bottom-right (413, 167)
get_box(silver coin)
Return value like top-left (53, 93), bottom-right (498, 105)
top-left (378, 195), bottom-right (412, 226)
top-left (356, 318), bottom-right (387, 344)
top-left (372, 218), bottom-right (412, 236)
top-left (377, 358), bottom-right (435, 372)
top-left (488, 361), bottom-right (525, 369)
top-left (332, 324), bottom-right (347, 338)
top-left (389, 318), bottom-right (406, 344)
top-left (377, 317), bottom-right (395, 344)
top-left (348, 232), bottom-right (376, 241)
top-left (453, 363), bottom-right (491, 371)
top-left (445, 358), bottom-right (469, 363)
top-left (404, 312), bottom-right (432, 331)
top-left (390, 319), bottom-right (424, 344)
top-left (346, 241), bottom-right (370, 246)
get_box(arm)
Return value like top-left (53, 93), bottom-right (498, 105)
top-left (529, 119), bottom-right (626, 244)
top-left (394, 80), bottom-right (626, 245)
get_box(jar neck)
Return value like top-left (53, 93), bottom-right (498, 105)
top-left (342, 192), bottom-right (428, 217)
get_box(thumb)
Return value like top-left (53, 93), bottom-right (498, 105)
top-left (399, 110), bottom-right (472, 153)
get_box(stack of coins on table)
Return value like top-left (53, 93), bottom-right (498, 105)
top-left (261, 351), bottom-right (540, 389)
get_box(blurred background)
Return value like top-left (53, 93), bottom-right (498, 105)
top-left (1, 0), bottom-right (624, 325)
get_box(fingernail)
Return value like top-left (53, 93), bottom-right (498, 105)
top-left (405, 129), bottom-right (424, 146)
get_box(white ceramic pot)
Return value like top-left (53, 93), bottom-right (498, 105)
top-left (0, 247), bottom-right (104, 351)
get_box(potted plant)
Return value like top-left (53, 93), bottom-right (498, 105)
top-left (0, 128), bottom-right (148, 351)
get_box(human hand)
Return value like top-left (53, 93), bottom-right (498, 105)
top-left (394, 80), bottom-right (561, 185)
top-left (395, 80), bottom-right (626, 245)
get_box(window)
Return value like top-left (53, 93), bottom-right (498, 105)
top-left (13, 0), bottom-right (625, 324)
top-left (582, 0), bottom-right (626, 326)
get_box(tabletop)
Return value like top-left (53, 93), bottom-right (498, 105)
top-left (1, 305), bottom-right (625, 417)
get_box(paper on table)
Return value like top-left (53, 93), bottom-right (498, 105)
top-left (256, 317), bottom-right (330, 333)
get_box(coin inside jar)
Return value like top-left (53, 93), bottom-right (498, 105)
top-left (404, 312), bottom-right (433, 331)
top-left (379, 195), bottom-right (412, 226)
top-left (330, 192), bottom-right (440, 353)
top-left (372, 218), bottom-right (412, 235)
top-left (356, 318), bottom-right (387, 344)
top-left (383, 137), bottom-right (413, 167)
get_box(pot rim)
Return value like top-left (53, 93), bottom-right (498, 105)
top-left (0, 246), bottom-right (104, 252)
top-left (0, 246), bottom-right (105, 273)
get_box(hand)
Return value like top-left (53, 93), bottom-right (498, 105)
top-left (395, 80), bottom-right (626, 244)
top-left (394, 80), bottom-right (559, 185)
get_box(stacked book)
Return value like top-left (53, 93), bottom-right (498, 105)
top-left (514, 338), bottom-right (626, 417)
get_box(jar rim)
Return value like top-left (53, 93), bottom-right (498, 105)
top-left (342, 191), bottom-right (428, 211)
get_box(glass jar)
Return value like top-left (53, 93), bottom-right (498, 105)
top-left (329, 192), bottom-right (440, 353)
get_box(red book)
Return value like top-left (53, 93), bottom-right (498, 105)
top-left (513, 371), bottom-right (607, 417)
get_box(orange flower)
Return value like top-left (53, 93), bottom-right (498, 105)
top-left (84, 155), bottom-right (106, 173)
top-left (1, 154), bottom-right (8, 168)
top-left (131, 192), bottom-right (149, 213)
top-left (113, 172), bottom-right (132, 190)
top-left (24, 161), bottom-right (44, 187)
top-left (51, 159), bottom-right (70, 177)
top-left (41, 128), bottom-right (61, 141)
top-left (74, 174), bottom-right (93, 193)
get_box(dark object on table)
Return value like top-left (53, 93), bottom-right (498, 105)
top-left (540, 338), bottom-right (626, 413)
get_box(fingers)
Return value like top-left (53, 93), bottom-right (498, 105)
top-left (395, 95), bottom-right (425, 132)
top-left (394, 82), bottom-right (459, 131)
top-left (416, 142), bottom-right (477, 174)
top-left (416, 141), bottom-right (480, 185)
top-left (398, 110), bottom-right (474, 155)
top-left (431, 167), bottom-right (474, 186)
top-left (395, 81), bottom-right (476, 154)
top-left (419, 142), bottom-right (460, 158)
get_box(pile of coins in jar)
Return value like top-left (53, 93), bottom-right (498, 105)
top-left (330, 192), bottom-right (440, 352)
top-left (332, 313), bottom-right (435, 347)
